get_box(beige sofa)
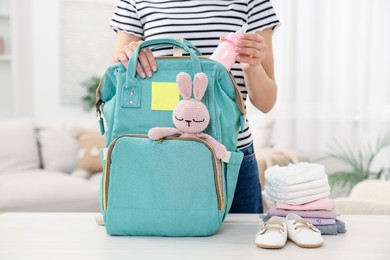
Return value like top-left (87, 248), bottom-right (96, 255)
top-left (334, 180), bottom-right (390, 215)
top-left (0, 118), bottom-right (101, 212)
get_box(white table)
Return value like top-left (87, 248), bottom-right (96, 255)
top-left (0, 213), bottom-right (389, 260)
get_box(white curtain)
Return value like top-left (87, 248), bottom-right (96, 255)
top-left (249, 0), bottom-right (390, 159)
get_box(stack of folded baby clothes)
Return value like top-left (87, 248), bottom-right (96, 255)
top-left (262, 162), bottom-right (346, 235)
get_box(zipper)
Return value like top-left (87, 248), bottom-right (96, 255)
top-left (103, 134), bottom-right (225, 211)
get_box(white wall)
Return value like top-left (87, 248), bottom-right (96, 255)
top-left (12, 0), bottom-right (34, 117)
top-left (266, 0), bottom-right (390, 183)
top-left (32, 0), bottom-right (61, 119)
top-left (30, 0), bottom-right (115, 119)
top-left (0, 0), bottom-right (14, 118)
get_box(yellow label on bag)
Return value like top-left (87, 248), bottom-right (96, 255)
top-left (151, 82), bottom-right (180, 111)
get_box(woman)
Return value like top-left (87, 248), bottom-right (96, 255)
top-left (109, 0), bottom-right (280, 213)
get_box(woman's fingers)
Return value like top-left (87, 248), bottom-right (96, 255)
top-left (136, 62), bottom-right (146, 79)
top-left (236, 39), bottom-right (266, 49)
top-left (236, 54), bottom-right (259, 66)
top-left (120, 45), bottom-right (134, 69)
top-left (235, 33), bottom-right (267, 67)
top-left (117, 40), bottom-right (158, 78)
top-left (236, 46), bottom-right (262, 58)
top-left (137, 48), bottom-right (158, 78)
top-left (129, 41), bottom-right (148, 78)
top-left (128, 44), bottom-right (147, 78)
top-left (138, 50), bottom-right (153, 78)
top-left (144, 48), bottom-right (157, 72)
top-left (239, 33), bottom-right (264, 43)
top-left (118, 52), bottom-right (129, 68)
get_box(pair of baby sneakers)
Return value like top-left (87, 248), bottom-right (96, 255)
top-left (255, 214), bottom-right (323, 249)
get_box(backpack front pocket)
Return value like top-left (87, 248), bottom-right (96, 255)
top-left (103, 134), bottom-right (224, 236)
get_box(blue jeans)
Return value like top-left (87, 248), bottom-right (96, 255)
top-left (229, 143), bottom-right (263, 213)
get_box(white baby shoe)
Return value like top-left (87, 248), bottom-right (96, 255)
top-left (286, 213), bottom-right (323, 248)
top-left (255, 216), bottom-right (287, 249)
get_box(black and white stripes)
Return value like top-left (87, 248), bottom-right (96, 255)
top-left (110, 0), bottom-right (280, 149)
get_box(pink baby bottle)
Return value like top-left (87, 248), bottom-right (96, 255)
top-left (210, 23), bottom-right (248, 71)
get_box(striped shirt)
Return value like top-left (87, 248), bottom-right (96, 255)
top-left (110, 0), bottom-right (280, 150)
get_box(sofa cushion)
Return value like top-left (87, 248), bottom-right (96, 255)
top-left (334, 197), bottom-right (390, 215)
top-left (0, 170), bottom-right (100, 212)
top-left (37, 118), bottom-right (101, 174)
top-left (0, 118), bottom-right (40, 173)
top-left (332, 181), bottom-right (390, 215)
top-left (349, 180), bottom-right (390, 202)
top-left (37, 126), bottom-right (79, 174)
top-left (76, 132), bottom-right (105, 173)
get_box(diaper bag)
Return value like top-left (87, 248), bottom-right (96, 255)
top-left (96, 38), bottom-right (245, 236)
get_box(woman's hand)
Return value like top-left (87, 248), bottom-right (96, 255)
top-left (233, 33), bottom-right (267, 72)
top-left (220, 29), bottom-right (277, 113)
top-left (117, 40), bottom-right (157, 78)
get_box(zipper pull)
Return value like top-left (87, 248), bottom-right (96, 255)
top-left (99, 117), bottom-right (105, 135)
top-left (96, 99), bottom-right (105, 135)
top-left (239, 114), bottom-right (246, 131)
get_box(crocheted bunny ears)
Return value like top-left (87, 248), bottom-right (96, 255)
top-left (176, 72), bottom-right (208, 101)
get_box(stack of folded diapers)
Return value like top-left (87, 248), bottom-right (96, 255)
top-left (262, 162), bottom-right (346, 235)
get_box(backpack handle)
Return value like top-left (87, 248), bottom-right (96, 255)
top-left (126, 38), bottom-right (202, 83)
top-left (124, 39), bottom-right (203, 108)
top-left (148, 39), bottom-right (202, 56)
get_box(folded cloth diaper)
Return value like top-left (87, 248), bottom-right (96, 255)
top-left (262, 190), bottom-right (331, 205)
top-left (266, 175), bottom-right (329, 193)
top-left (276, 197), bottom-right (335, 211)
top-left (267, 204), bottom-right (340, 218)
top-left (264, 184), bottom-right (330, 201)
top-left (265, 162), bottom-right (326, 186)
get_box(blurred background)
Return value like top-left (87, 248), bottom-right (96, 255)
top-left (0, 0), bottom-right (389, 212)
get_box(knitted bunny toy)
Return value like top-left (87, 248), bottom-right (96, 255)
top-left (148, 72), bottom-right (227, 159)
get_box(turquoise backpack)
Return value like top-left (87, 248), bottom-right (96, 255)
top-left (97, 38), bottom-right (245, 236)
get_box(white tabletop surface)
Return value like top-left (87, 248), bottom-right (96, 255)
top-left (0, 213), bottom-right (389, 260)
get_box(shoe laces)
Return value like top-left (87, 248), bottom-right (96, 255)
top-left (292, 219), bottom-right (319, 232)
top-left (260, 220), bottom-right (285, 234)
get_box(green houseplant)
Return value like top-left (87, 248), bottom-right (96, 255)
top-left (81, 76), bottom-right (101, 111)
top-left (324, 132), bottom-right (390, 191)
